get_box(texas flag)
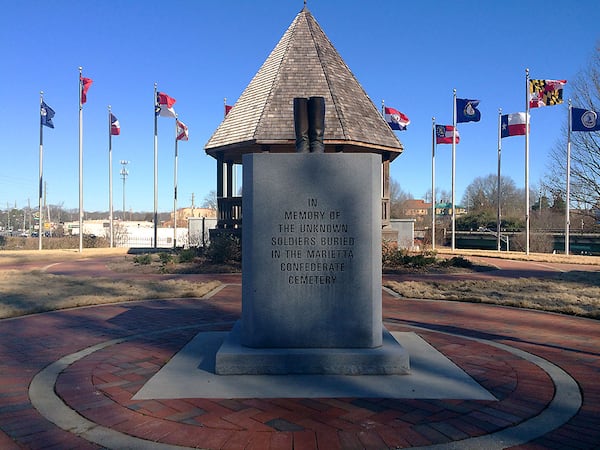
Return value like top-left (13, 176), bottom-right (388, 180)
top-left (435, 125), bottom-right (460, 144)
top-left (156, 92), bottom-right (177, 118)
top-left (501, 112), bottom-right (528, 138)
top-left (384, 107), bottom-right (410, 130)
top-left (110, 113), bottom-right (120, 135)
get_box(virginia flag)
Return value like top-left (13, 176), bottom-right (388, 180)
top-left (41, 101), bottom-right (55, 128)
top-left (384, 107), bottom-right (410, 130)
top-left (156, 92), bottom-right (177, 118)
top-left (110, 113), bottom-right (120, 135)
top-left (529, 79), bottom-right (566, 108)
top-left (435, 125), bottom-right (460, 144)
top-left (80, 77), bottom-right (93, 104)
top-left (456, 98), bottom-right (481, 123)
top-left (501, 112), bottom-right (528, 138)
top-left (571, 107), bottom-right (600, 132)
top-left (176, 120), bottom-right (189, 141)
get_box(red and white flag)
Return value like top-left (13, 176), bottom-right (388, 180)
top-left (435, 125), bottom-right (460, 144)
top-left (80, 77), bottom-right (93, 104)
top-left (156, 92), bottom-right (177, 118)
top-left (384, 107), bottom-right (410, 130)
top-left (501, 112), bottom-right (528, 138)
top-left (176, 120), bottom-right (188, 141)
top-left (110, 113), bottom-right (120, 135)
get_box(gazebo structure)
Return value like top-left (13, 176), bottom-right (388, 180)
top-left (204, 6), bottom-right (404, 241)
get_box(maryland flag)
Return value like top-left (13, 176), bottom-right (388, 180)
top-left (529, 79), bottom-right (567, 108)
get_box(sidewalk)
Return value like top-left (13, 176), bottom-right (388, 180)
top-left (1, 276), bottom-right (599, 449)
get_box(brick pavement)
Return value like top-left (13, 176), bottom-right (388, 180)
top-left (1, 275), bottom-right (599, 449)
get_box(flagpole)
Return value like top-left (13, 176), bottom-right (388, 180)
top-left (431, 117), bottom-right (436, 251)
top-left (224, 97), bottom-right (227, 118)
top-left (525, 68), bottom-right (530, 254)
top-left (497, 108), bottom-right (502, 251)
top-left (154, 83), bottom-right (158, 248)
top-left (173, 117), bottom-right (179, 248)
top-left (108, 105), bottom-right (114, 248)
top-left (451, 89), bottom-right (457, 251)
top-left (78, 67), bottom-right (83, 253)
top-left (566, 99), bottom-right (572, 255)
top-left (39, 91), bottom-right (44, 251)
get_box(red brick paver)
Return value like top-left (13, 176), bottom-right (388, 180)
top-left (1, 272), bottom-right (599, 449)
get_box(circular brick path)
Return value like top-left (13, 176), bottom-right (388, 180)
top-left (1, 277), bottom-right (599, 449)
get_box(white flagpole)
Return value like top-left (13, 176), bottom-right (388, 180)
top-left (39, 91), bottom-right (44, 251)
top-left (173, 117), bottom-right (179, 248)
top-left (431, 117), bottom-right (436, 250)
top-left (497, 108), bottom-right (502, 251)
top-left (78, 67), bottom-right (84, 253)
top-left (566, 99), bottom-right (572, 255)
top-left (153, 83), bottom-right (159, 248)
top-left (525, 68), bottom-right (531, 254)
top-left (108, 105), bottom-right (114, 248)
top-left (451, 89), bottom-right (457, 251)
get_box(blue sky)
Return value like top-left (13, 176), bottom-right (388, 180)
top-left (1, 0), bottom-right (599, 213)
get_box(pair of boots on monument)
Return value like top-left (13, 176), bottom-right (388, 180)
top-left (294, 96), bottom-right (325, 153)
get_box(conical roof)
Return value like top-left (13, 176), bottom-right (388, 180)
top-left (204, 7), bottom-right (404, 163)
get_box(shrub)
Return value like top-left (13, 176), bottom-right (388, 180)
top-left (133, 254), bottom-right (152, 265)
top-left (206, 234), bottom-right (241, 264)
top-left (158, 252), bottom-right (174, 265)
top-left (445, 256), bottom-right (473, 268)
top-left (177, 247), bottom-right (199, 263)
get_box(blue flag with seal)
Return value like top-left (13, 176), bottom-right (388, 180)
top-left (41, 101), bottom-right (55, 128)
top-left (572, 107), bottom-right (600, 132)
top-left (456, 98), bottom-right (481, 123)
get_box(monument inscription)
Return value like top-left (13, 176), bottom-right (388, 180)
top-left (241, 153), bottom-right (382, 349)
top-left (271, 197), bottom-right (354, 286)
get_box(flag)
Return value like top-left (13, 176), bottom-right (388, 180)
top-left (110, 113), bottom-right (120, 135)
top-left (156, 92), bottom-right (177, 118)
top-left (571, 107), bottom-right (600, 132)
top-left (41, 101), bottom-right (55, 128)
top-left (456, 98), bottom-right (481, 123)
top-left (529, 79), bottom-right (566, 108)
top-left (176, 120), bottom-right (189, 141)
top-left (501, 112), bottom-right (528, 138)
top-left (80, 77), bottom-right (93, 104)
top-left (225, 104), bottom-right (233, 116)
top-left (384, 107), bottom-right (410, 130)
top-left (435, 125), bottom-right (459, 144)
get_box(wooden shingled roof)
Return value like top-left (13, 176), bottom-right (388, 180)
top-left (204, 6), bottom-right (404, 163)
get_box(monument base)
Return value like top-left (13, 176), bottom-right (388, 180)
top-left (215, 322), bottom-right (410, 375)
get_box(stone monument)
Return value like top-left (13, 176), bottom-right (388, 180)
top-left (215, 98), bottom-right (409, 375)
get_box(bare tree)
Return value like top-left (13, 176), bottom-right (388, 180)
top-left (389, 179), bottom-right (413, 218)
top-left (545, 43), bottom-right (600, 223)
top-left (201, 190), bottom-right (218, 210)
top-left (461, 174), bottom-right (524, 218)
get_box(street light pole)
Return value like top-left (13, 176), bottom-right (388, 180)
top-left (120, 160), bottom-right (129, 222)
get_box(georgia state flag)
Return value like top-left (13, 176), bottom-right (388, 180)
top-left (384, 107), bottom-right (410, 131)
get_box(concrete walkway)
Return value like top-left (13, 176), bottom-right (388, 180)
top-left (1, 272), bottom-right (599, 448)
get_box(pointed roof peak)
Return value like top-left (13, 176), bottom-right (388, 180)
top-left (205, 7), bottom-right (403, 162)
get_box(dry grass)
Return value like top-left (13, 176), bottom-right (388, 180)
top-left (385, 271), bottom-right (600, 319)
top-left (436, 247), bottom-right (600, 266)
top-left (3, 248), bottom-right (600, 320)
top-left (0, 269), bottom-right (221, 319)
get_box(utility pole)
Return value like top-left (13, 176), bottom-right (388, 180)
top-left (120, 160), bottom-right (129, 221)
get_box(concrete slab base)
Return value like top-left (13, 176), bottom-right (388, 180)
top-left (215, 322), bottom-right (409, 375)
top-left (133, 331), bottom-right (496, 400)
